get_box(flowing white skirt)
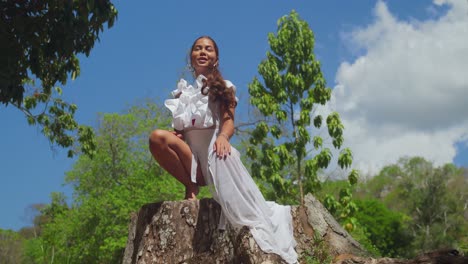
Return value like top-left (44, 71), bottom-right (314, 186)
top-left (184, 128), bottom-right (298, 264)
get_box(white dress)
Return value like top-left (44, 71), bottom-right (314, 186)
top-left (164, 75), bottom-right (298, 264)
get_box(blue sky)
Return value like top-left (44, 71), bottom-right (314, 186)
top-left (1, 0), bottom-right (467, 231)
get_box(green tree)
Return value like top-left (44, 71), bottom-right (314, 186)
top-left (0, 0), bottom-right (117, 157)
top-left (355, 157), bottom-right (467, 257)
top-left (354, 199), bottom-right (412, 257)
top-left (405, 163), bottom-right (466, 254)
top-left (247, 10), bottom-right (357, 210)
top-left (23, 101), bottom-right (211, 263)
top-left (0, 228), bottom-right (25, 264)
top-left (22, 193), bottom-right (69, 264)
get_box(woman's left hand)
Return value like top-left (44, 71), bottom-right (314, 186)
top-left (214, 133), bottom-right (231, 158)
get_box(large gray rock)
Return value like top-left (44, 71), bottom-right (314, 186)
top-left (122, 193), bottom-right (366, 264)
top-left (301, 193), bottom-right (364, 257)
top-left (122, 193), bottom-right (466, 263)
top-left (122, 198), bottom-right (285, 264)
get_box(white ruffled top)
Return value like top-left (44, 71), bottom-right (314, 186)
top-left (164, 74), bottom-right (236, 130)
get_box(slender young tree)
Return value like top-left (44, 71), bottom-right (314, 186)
top-left (248, 10), bottom-right (357, 206)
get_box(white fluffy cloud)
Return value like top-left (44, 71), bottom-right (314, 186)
top-left (330, 0), bottom-right (468, 176)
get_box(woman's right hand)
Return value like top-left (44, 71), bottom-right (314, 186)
top-left (172, 130), bottom-right (184, 140)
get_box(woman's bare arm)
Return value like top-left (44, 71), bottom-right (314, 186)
top-left (214, 105), bottom-right (235, 157)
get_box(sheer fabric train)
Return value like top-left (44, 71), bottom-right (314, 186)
top-left (164, 75), bottom-right (298, 264)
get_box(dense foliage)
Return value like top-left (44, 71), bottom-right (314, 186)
top-left (356, 157), bottom-right (467, 257)
top-left (0, 228), bottom-right (25, 263)
top-left (317, 157), bottom-right (468, 258)
top-left (0, 0), bottom-right (118, 157)
top-left (1, 102), bottom-right (211, 264)
top-left (353, 199), bottom-right (411, 257)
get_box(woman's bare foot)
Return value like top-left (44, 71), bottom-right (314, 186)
top-left (184, 184), bottom-right (199, 200)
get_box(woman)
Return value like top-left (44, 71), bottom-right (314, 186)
top-left (149, 36), bottom-right (298, 264)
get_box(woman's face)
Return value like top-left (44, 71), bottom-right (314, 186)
top-left (191, 38), bottom-right (218, 76)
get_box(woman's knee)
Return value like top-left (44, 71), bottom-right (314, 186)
top-left (149, 129), bottom-right (169, 150)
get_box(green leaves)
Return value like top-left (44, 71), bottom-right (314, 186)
top-left (270, 125), bottom-right (282, 138)
top-left (0, 229), bottom-right (24, 263)
top-left (304, 159), bottom-right (319, 185)
top-left (247, 10), bottom-right (360, 217)
top-left (354, 199), bottom-right (412, 257)
top-left (77, 126), bottom-right (97, 158)
top-left (274, 144), bottom-right (293, 167)
top-left (21, 101), bottom-right (195, 263)
top-left (316, 148), bottom-right (332, 169)
top-left (1, 0), bottom-right (118, 158)
top-left (1, 1), bottom-right (117, 105)
top-left (323, 195), bottom-right (338, 214)
top-left (326, 112), bottom-right (344, 145)
top-left (248, 78), bottom-right (276, 116)
top-left (348, 169), bottom-right (359, 186)
top-left (19, 89), bottom-right (96, 158)
top-left (252, 121), bottom-right (270, 142)
top-left (313, 115), bottom-right (322, 128)
top-left (338, 148), bottom-right (353, 169)
top-left (248, 10), bottom-right (359, 205)
top-left (313, 136), bottom-right (323, 149)
top-left (342, 157), bottom-right (468, 257)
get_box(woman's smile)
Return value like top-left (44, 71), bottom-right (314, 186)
top-left (191, 38), bottom-right (218, 76)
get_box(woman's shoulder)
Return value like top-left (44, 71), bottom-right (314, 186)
top-left (224, 79), bottom-right (236, 92)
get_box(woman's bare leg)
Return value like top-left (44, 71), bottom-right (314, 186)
top-left (149, 129), bottom-right (202, 199)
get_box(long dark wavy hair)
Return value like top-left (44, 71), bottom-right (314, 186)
top-left (190, 36), bottom-right (237, 119)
